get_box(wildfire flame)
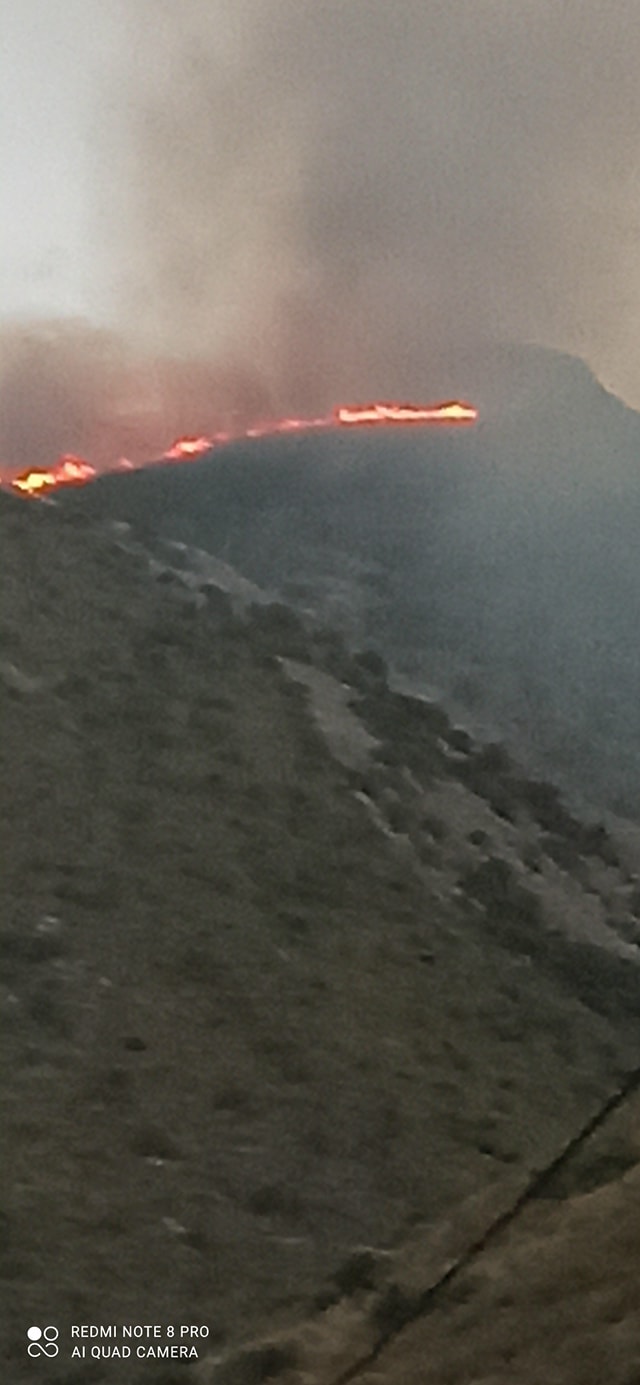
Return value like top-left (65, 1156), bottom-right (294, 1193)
top-left (3, 400), bottom-right (477, 498)
top-left (10, 454), bottom-right (97, 495)
top-left (335, 401), bottom-right (478, 425)
top-left (163, 435), bottom-right (220, 460)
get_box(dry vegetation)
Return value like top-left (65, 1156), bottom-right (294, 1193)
top-left (1, 492), bottom-right (639, 1384)
top-left (349, 1097), bottom-right (640, 1385)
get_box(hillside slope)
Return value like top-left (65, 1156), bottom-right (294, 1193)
top-left (349, 1097), bottom-right (640, 1385)
top-left (62, 347), bottom-right (640, 820)
top-left (1, 492), bottom-right (639, 1383)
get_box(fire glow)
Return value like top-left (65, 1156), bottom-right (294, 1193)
top-left (3, 399), bottom-right (478, 498)
top-left (335, 400), bottom-right (478, 426)
top-left (10, 454), bottom-right (97, 495)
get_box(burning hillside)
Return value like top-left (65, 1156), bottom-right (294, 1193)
top-left (2, 399), bottom-right (478, 498)
top-left (335, 401), bottom-right (478, 426)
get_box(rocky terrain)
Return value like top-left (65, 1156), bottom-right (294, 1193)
top-left (1, 488), bottom-right (640, 1383)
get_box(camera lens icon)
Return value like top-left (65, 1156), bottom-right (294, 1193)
top-left (27, 1326), bottom-right (59, 1358)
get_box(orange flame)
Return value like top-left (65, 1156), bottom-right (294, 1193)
top-left (3, 400), bottom-right (477, 498)
top-left (335, 401), bottom-right (478, 426)
top-left (10, 454), bottom-right (97, 494)
top-left (163, 435), bottom-right (216, 460)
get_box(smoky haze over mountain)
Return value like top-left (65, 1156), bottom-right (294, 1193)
top-left (104, 0), bottom-right (640, 414)
top-left (2, 2), bottom-right (640, 470)
top-left (63, 363), bottom-right (640, 822)
top-left (0, 319), bottom-right (280, 473)
top-left (0, 322), bottom-right (125, 472)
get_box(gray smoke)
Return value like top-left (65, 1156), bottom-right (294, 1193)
top-left (0, 320), bottom-right (274, 473)
top-left (103, 0), bottom-right (640, 412)
top-left (0, 321), bottom-right (126, 472)
top-left (3, 2), bottom-right (640, 472)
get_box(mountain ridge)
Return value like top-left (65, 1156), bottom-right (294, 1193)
top-left (59, 343), bottom-right (640, 821)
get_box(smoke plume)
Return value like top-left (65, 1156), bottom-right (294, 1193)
top-left (0, 321), bottom-right (126, 472)
top-left (3, 1), bottom-right (640, 473)
top-left (106, 0), bottom-right (640, 411)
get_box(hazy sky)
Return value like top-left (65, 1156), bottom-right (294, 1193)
top-left (2, 0), bottom-right (640, 420)
top-left (0, 1), bottom-right (121, 322)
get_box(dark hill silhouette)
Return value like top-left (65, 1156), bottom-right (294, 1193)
top-left (62, 344), bottom-right (640, 817)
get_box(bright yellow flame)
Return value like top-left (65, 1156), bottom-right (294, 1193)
top-left (12, 470), bottom-right (56, 494)
top-left (335, 400), bottom-right (478, 425)
top-left (10, 454), bottom-right (96, 495)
